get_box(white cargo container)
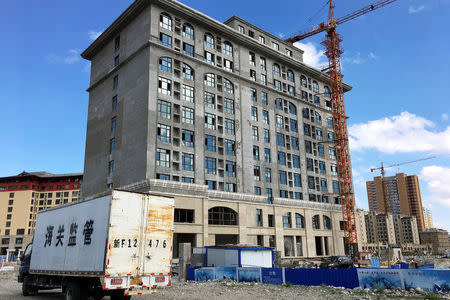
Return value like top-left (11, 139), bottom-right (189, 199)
top-left (19, 190), bottom-right (174, 299)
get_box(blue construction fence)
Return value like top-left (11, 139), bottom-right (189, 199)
top-left (187, 267), bottom-right (450, 292)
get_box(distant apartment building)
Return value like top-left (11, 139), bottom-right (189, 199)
top-left (419, 228), bottom-right (450, 255)
top-left (80, 0), bottom-right (352, 258)
top-left (423, 208), bottom-right (433, 229)
top-left (366, 173), bottom-right (425, 232)
top-left (0, 172), bottom-right (82, 259)
top-left (355, 209), bottom-right (423, 253)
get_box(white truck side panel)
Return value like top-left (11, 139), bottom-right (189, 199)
top-left (30, 196), bottom-right (110, 272)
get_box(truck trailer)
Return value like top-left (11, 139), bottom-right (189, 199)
top-left (18, 190), bottom-right (174, 299)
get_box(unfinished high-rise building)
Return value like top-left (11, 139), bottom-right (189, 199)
top-left (80, 0), bottom-right (353, 258)
top-left (366, 173), bottom-right (425, 232)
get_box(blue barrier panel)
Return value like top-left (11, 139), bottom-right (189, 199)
top-left (284, 268), bottom-right (359, 289)
top-left (418, 264), bottom-right (434, 269)
top-left (237, 267), bottom-right (261, 282)
top-left (390, 265), bottom-right (400, 269)
top-left (187, 267), bottom-right (201, 281)
top-left (400, 264), bottom-right (409, 269)
top-left (402, 269), bottom-right (450, 292)
top-left (357, 269), bottom-right (403, 289)
top-left (215, 267), bottom-right (237, 280)
top-left (195, 267), bottom-right (215, 282)
top-left (261, 268), bottom-right (284, 285)
top-left (369, 259), bottom-right (380, 268)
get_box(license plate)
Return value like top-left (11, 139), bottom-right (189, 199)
top-left (155, 276), bottom-right (165, 283)
top-left (111, 278), bottom-right (123, 285)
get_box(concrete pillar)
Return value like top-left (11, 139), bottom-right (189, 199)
top-left (178, 243), bottom-right (192, 281)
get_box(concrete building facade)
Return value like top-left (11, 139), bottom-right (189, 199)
top-left (81, 0), bottom-right (351, 258)
top-left (419, 228), bottom-right (450, 255)
top-left (0, 172), bottom-right (82, 259)
top-left (366, 173), bottom-right (425, 232)
top-left (423, 208), bottom-right (433, 229)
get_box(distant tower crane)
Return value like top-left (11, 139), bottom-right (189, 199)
top-left (370, 156), bottom-right (435, 214)
top-left (286, 0), bottom-right (399, 256)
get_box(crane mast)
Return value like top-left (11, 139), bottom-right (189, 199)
top-left (286, 0), bottom-right (398, 257)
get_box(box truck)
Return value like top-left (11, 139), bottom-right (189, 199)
top-left (18, 190), bottom-right (174, 299)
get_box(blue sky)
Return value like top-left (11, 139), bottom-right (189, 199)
top-left (1, 0), bottom-right (449, 230)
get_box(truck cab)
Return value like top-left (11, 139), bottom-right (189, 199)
top-left (18, 242), bottom-right (32, 283)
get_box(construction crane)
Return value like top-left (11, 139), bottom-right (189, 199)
top-left (286, 0), bottom-right (398, 257)
top-left (370, 156), bottom-right (435, 214)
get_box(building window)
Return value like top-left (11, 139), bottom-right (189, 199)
top-left (323, 216), bottom-right (332, 230)
top-left (272, 42), bottom-right (279, 50)
top-left (316, 128), bottom-right (323, 141)
top-left (113, 75), bottom-right (119, 90)
top-left (253, 146), bottom-right (260, 161)
top-left (276, 115), bottom-right (284, 128)
top-left (156, 148), bottom-right (170, 167)
top-left (174, 209), bottom-right (194, 223)
top-left (114, 55), bottom-right (119, 66)
top-left (308, 176), bottom-right (315, 189)
top-left (259, 35), bottom-right (265, 44)
top-left (288, 85), bottom-right (295, 96)
top-left (204, 73), bottom-right (215, 87)
top-left (329, 147), bottom-right (336, 159)
top-left (157, 173), bottom-right (170, 180)
top-left (250, 69), bottom-right (256, 81)
top-left (287, 70), bottom-right (294, 82)
top-left (238, 25), bottom-right (244, 33)
top-left (208, 207), bottom-right (238, 225)
top-left (204, 51), bottom-right (215, 65)
top-left (254, 166), bottom-right (261, 181)
top-left (332, 180), bottom-right (340, 193)
top-left (260, 57), bottom-right (267, 71)
top-left (304, 124), bottom-right (311, 136)
top-left (256, 209), bottom-right (263, 226)
top-left (320, 178), bottom-right (328, 192)
top-left (109, 138), bottom-right (115, 155)
top-left (315, 112), bottom-right (322, 124)
top-left (159, 57), bottom-right (172, 72)
top-left (206, 180), bottom-right (216, 190)
top-left (314, 95), bottom-right (321, 106)
top-left (182, 63), bottom-right (194, 80)
top-left (226, 161), bottom-right (236, 177)
top-left (265, 168), bottom-right (272, 183)
top-left (324, 86), bottom-right (331, 98)
top-left (182, 107), bottom-right (195, 124)
top-left (160, 13), bottom-right (172, 30)
top-left (182, 129), bottom-right (194, 147)
top-left (224, 78), bottom-right (234, 94)
top-left (327, 131), bottom-right (335, 142)
top-left (278, 151), bottom-right (286, 166)
top-left (263, 129), bottom-right (270, 143)
top-left (249, 88), bottom-right (257, 102)
top-left (225, 139), bottom-right (235, 156)
top-left (112, 95), bottom-right (117, 112)
top-left (296, 213), bottom-right (304, 228)
top-left (205, 113), bottom-right (216, 130)
top-left (157, 124), bottom-right (171, 143)
top-left (182, 177), bottom-right (194, 183)
top-left (249, 52), bottom-right (256, 66)
top-left (251, 106), bottom-right (258, 121)
top-left (225, 183), bottom-right (236, 193)
top-left (224, 59), bottom-right (233, 72)
top-left (294, 173), bottom-right (301, 187)
top-left (224, 98), bottom-right (234, 114)
top-left (205, 157), bottom-right (216, 174)
top-left (319, 161), bottom-right (326, 174)
top-left (274, 79), bottom-right (281, 91)
top-left (260, 73), bottom-right (267, 86)
top-left (108, 160), bottom-right (114, 176)
top-left (157, 99), bottom-right (171, 119)
top-left (225, 118), bottom-right (235, 134)
top-left (266, 188), bottom-right (273, 202)
top-left (262, 110), bottom-right (269, 124)
top-left (277, 133), bottom-right (285, 147)
top-left (318, 143), bottom-right (325, 157)
top-left (182, 24), bottom-right (194, 39)
top-left (204, 92), bottom-right (215, 109)
top-left (273, 64), bottom-right (280, 77)
top-left (279, 171), bottom-right (287, 185)
top-left (330, 163), bottom-right (338, 176)
top-left (181, 84), bottom-right (194, 102)
top-left (286, 49), bottom-right (293, 57)
top-left (182, 153), bottom-right (194, 171)
top-left (159, 32), bottom-right (172, 48)
top-left (111, 117), bottom-right (117, 134)
top-left (183, 42), bottom-right (194, 56)
top-left (293, 155), bottom-right (300, 168)
top-left (300, 75), bottom-right (307, 87)
top-left (223, 41), bottom-right (233, 56)
top-left (158, 77), bottom-right (171, 95)
top-left (252, 126), bottom-right (259, 141)
top-left (204, 33), bottom-right (215, 48)
top-left (254, 187), bottom-right (261, 196)
top-left (327, 117), bottom-right (334, 128)
top-left (264, 148), bottom-right (271, 162)
top-left (312, 215), bottom-right (320, 229)
top-left (313, 81), bottom-right (319, 93)
top-left (205, 135), bottom-right (216, 152)
top-left (114, 36), bottom-right (120, 52)
top-left (283, 212), bottom-right (291, 228)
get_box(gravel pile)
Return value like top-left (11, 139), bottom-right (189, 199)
top-left (1, 270), bottom-right (449, 299)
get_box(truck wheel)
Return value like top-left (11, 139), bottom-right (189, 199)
top-left (65, 280), bottom-right (88, 300)
top-left (22, 275), bottom-right (38, 296)
top-left (110, 291), bottom-right (131, 300)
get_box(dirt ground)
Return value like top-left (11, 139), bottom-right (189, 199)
top-left (1, 270), bottom-right (449, 300)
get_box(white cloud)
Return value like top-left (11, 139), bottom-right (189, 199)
top-left (420, 165), bottom-right (450, 207)
top-left (343, 52), bottom-right (364, 65)
top-left (45, 49), bottom-right (80, 65)
top-left (349, 111), bottom-right (450, 154)
top-left (442, 113), bottom-right (448, 121)
top-left (293, 42), bottom-right (327, 69)
top-left (369, 52), bottom-right (378, 59)
top-left (409, 5), bottom-right (425, 14)
top-left (278, 32), bottom-right (285, 39)
top-left (88, 30), bottom-right (103, 41)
